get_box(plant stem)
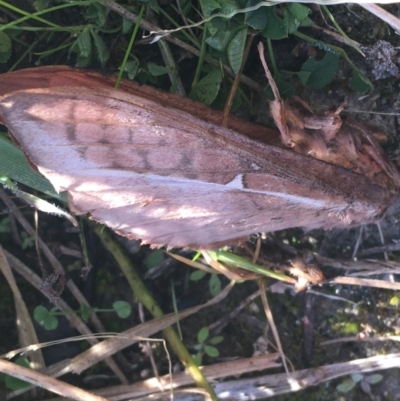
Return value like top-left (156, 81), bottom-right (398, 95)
top-left (93, 224), bottom-right (218, 400)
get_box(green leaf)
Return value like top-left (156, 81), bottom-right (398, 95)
top-left (209, 273), bottom-right (221, 296)
top-left (190, 70), bottom-right (223, 105)
top-left (148, 0), bottom-right (160, 13)
top-left (218, 0), bottom-right (239, 16)
top-left (122, 18), bottom-right (133, 34)
top-left (148, 62), bottom-right (169, 76)
top-left (287, 3), bottom-right (310, 21)
top-left (199, 0), bottom-right (221, 18)
top-left (205, 21), bottom-right (231, 50)
top-left (262, 7), bottom-right (288, 40)
top-left (21, 231), bottom-right (34, 250)
top-left (5, 358), bottom-right (30, 390)
top-left (190, 270), bottom-right (207, 281)
top-left (245, 0), bottom-right (268, 30)
top-left (34, 305), bottom-right (49, 323)
top-left (227, 28), bottom-right (247, 75)
top-left (0, 32), bottom-right (11, 63)
top-left (33, 0), bottom-right (50, 11)
top-left (210, 335), bottom-right (224, 345)
top-left (193, 351), bottom-right (202, 365)
top-left (0, 136), bottom-right (67, 201)
top-left (77, 28), bottom-right (92, 59)
top-left (365, 374), bottom-right (383, 384)
top-left (69, 28), bottom-right (93, 67)
top-left (145, 249), bottom-right (165, 269)
top-left (389, 296), bottom-right (400, 307)
top-left (351, 373), bottom-right (363, 383)
top-left (80, 304), bottom-right (92, 322)
top-left (350, 68), bottom-right (372, 93)
top-left (300, 17), bottom-right (313, 27)
top-left (204, 345), bottom-right (219, 357)
top-left (0, 216), bottom-right (10, 233)
top-left (90, 30), bottom-right (109, 66)
top-left (337, 379), bottom-right (357, 393)
top-left (286, 10), bottom-right (301, 35)
top-left (301, 52), bottom-right (339, 89)
top-left (124, 60), bottom-right (139, 80)
top-left (197, 327), bottom-right (209, 343)
top-left (88, 3), bottom-right (107, 27)
top-left (296, 70), bottom-right (311, 84)
top-left (113, 301), bottom-right (132, 318)
top-left (44, 315), bottom-right (58, 330)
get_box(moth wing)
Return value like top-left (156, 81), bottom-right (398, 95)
top-left (0, 87), bottom-right (387, 247)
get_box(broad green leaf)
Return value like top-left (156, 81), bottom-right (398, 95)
top-left (389, 296), bottom-right (399, 306)
top-left (90, 30), bottom-right (110, 66)
top-left (34, 306), bottom-right (58, 329)
top-left (197, 327), bottom-right (209, 343)
top-left (148, 62), bottom-right (169, 76)
top-left (190, 70), bottom-right (223, 105)
top-left (210, 335), bottom-right (224, 345)
top-left (219, 0), bottom-right (239, 16)
top-left (287, 3), bottom-right (310, 21)
top-left (209, 273), bottom-right (221, 296)
top-left (198, 0), bottom-right (221, 18)
top-left (300, 17), bottom-right (313, 27)
top-left (350, 68), bottom-right (372, 93)
top-left (337, 379), bottom-right (357, 393)
top-left (70, 28), bottom-right (92, 67)
top-left (190, 270), bottom-right (207, 281)
top-left (33, 0), bottom-right (50, 11)
top-left (204, 345), bottom-right (219, 357)
top-left (86, 3), bottom-right (107, 27)
top-left (43, 315), bottom-right (58, 330)
top-left (0, 32), bottom-right (11, 63)
top-left (77, 28), bottom-right (92, 59)
top-left (228, 28), bottom-right (247, 75)
top-left (365, 374), bottom-right (383, 384)
top-left (301, 52), bottom-right (339, 89)
top-left (5, 358), bottom-right (30, 390)
top-left (80, 304), bottom-right (92, 322)
top-left (0, 136), bottom-right (67, 201)
top-left (262, 7), bottom-right (288, 40)
top-left (113, 301), bottom-right (132, 318)
top-left (145, 249), bottom-right (165, 269)
top-left (122, 18), bottom-right (133, 34)
top-left (351, 373), bottom-right (363, 382)
top-left (245, 0), bottom-right (268, 30)
top-left (0, 216), bottom-right (10, 233)
top-left (124, 60), bottom-right (140, 80)
top-left (296, 70), bottom-right (311, 84)
top-left (193, 351), bottom-right (202, 365)
top-left (34, 305), bottom-right (49, 322)
top-left (286, 10), bottom-right (301, 35)
top-left (206, 21), bottom-right (231, 50)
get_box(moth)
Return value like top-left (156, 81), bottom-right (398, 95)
top-left (0, 45), bottom-right (399, 248)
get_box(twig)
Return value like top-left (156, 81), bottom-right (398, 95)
top-left (359, 3), bottom-right (400, 33)
top-left (259, 280), bottom-right (290, 374)
top-left (0, 189), bottom-right (128, 383)
top-left (92, 223), bottom-right (219, 400)
top-left (0, 359), bottom-right (110, 401)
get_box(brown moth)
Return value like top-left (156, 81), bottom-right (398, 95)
top-left (0, 46), bottom-right (399, 248)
